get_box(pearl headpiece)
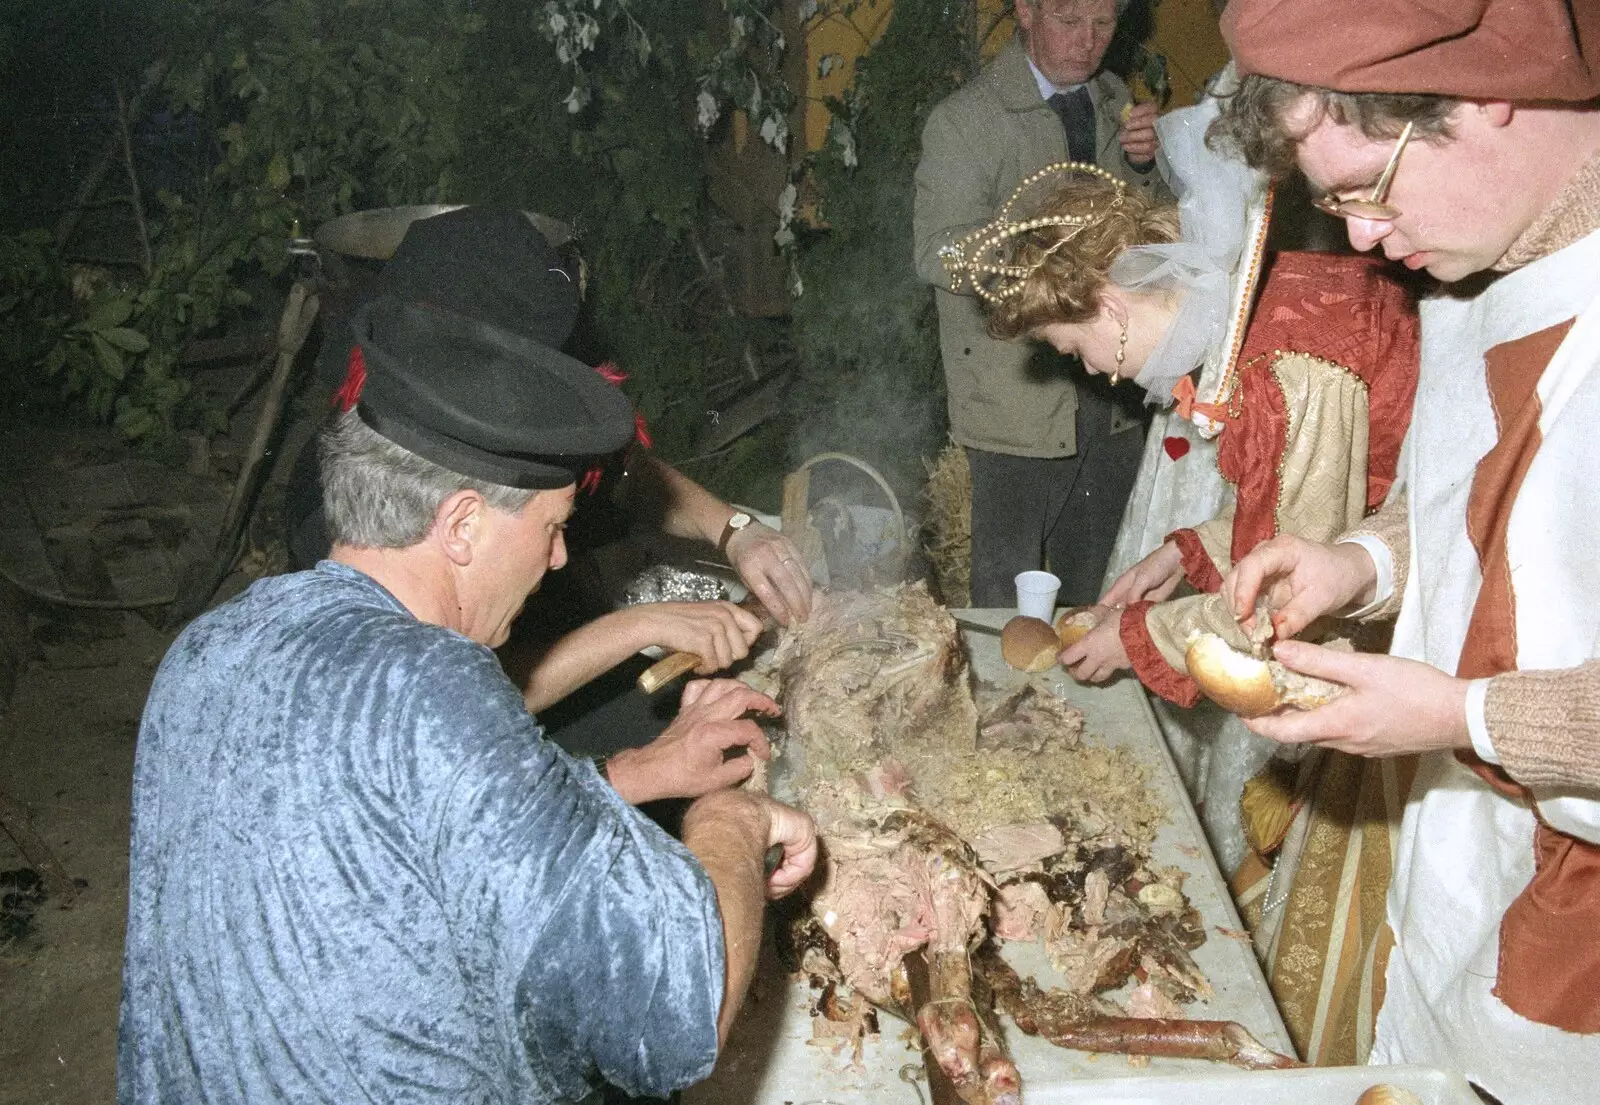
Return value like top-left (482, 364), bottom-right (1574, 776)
top-left (937, 161), bottom-right (1129, 304)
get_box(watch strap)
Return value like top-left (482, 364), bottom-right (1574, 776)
top-left (717, 511), bottom-right (754, 555)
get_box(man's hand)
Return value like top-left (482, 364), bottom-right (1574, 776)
top-left (1243, 640), bottom-right (1472, 757)
top-left (1119, 101), bottom-right (1159, 168)
top-left (762, 797), bottom-right (819, 899)
top-left (724, 521), bottom-right (813, 626)
top-left (1101, 540), bottom-right (1184, 609)
top-left (1221, 535), bottom-right (1379, 640)
top-left (623, 601), bottom-right (764, 674)
top-left (680, 789), bottom-right (819, 1043)
top-left (605, 680), bottom-right (778, 804)
top-left (1059, 608), bottom-right (1129, 683)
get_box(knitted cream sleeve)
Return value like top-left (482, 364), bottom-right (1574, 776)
top-left (1337, 491), bottom-right (1409, 621)
top-left (1486, 660), bottom-right (1600, 791)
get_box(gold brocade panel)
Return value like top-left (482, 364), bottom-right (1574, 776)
top-left (1236, 752), bottom-right (1418, 1064)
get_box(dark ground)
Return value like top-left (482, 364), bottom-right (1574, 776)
top-left (0, 348), bottom-right (305, 1104)
top-left (0, 597), bottom-right (166, 1105)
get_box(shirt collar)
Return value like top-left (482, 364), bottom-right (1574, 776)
top-left (1027, 54), bottom-right (1087, 100)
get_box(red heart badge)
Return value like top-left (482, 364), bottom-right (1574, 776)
top-left (1162, 436), bottom-right (1191, 461)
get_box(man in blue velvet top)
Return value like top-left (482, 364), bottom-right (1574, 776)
top-left (117, 296), bottom-right (817, 1104)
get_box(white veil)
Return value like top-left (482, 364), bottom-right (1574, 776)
top-left (1112, 91), bottom-right (1261, 407)
top-left (1098, 70), bottom-right (1287, 873)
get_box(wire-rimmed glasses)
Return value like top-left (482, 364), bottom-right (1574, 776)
top-left (1310, 121), bottom-right (1414, 221)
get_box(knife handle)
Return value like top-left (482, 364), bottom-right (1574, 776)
top-left (635, 595), bottom-right (780, 695)
top-left (636, 650), bottom-right (704, 695)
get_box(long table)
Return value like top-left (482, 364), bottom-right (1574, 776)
top-left (685, 608), bottom-right (1292, 1104)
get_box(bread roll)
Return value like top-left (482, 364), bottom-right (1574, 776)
top-left (1001, 616), bottom-right (1062, 672)
top-left (1054, 606), bottom-right (1102, 649)
top-left (1185, 632), bottom-right (1346, 718)
top-left (1354, 1086), bottom-right (1424, 1105)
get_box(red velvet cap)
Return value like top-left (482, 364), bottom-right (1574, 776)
top-left (1222, 0), bottom-right (1600, 101)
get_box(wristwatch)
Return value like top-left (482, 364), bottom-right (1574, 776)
top-left (717, 510), bottom-right (754, 555)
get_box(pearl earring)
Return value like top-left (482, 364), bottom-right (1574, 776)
top-left (1112, 323), bottom-right (1128, 386)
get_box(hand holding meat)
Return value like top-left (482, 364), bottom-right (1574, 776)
top-left (680, 788), bottom-right (818, 1044)
top-left (1222, 534), bottom-right (1379, 640)
top-left (605, 680), bottom-right (777, 803)
top-left (1240, 641), bottom-right (1471, 756)
top-left (725, 521), bottom-right (813, 625)
top-left (762, 797), bottom-right (819, 898)
top-left (1100, 539), bottom-right (1185, 609)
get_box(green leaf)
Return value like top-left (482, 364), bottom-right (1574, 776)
top-left (265, 153), bottom-right (291, 192)
top-left (91, 334), bottom-right (127, 380)
top-left (86, 296), bottom-right (135, 330)
top-left (101, 327), bottom-right (150, 354)
top-left (115, 404), bottom-right (156, 439)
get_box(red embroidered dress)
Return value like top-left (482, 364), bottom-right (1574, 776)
top-left (1119, 252), bottom-right (1420, 706)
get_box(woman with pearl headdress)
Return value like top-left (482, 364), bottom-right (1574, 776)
top-left (944, 76), bottom-right (1421, 1063)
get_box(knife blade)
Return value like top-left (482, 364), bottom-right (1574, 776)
top-left (951, 616), bottom-right (1005, 638)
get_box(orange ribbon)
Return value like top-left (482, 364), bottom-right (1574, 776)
top-left (1172, 376), bottom-right (1232, 427)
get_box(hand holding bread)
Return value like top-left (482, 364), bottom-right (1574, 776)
top-left (1001, 606), bottom-right (1114, 672)
top-left (1185, 631), bottom-right (1347, 718)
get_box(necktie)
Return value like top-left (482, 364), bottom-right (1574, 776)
top-left (1048, 86), bottom-right (1096, 164)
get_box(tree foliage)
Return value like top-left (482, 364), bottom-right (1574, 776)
top-left (784, 0), bottom-right (976, 495)
top-left (1, 0), bottom-right (483, 446)
top-left (0, 0), bottom-right (1162, 508)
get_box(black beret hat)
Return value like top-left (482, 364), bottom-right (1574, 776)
top-left (381, 206), bottom-right (580, 345)
top-left (316, 206), bottom-right (581, 384)
top-left (352, 296), bottom-right (634, 489)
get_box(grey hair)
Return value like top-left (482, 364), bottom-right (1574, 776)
top-left (1021, 0), bottom-right (1136, 16)
top-left (319, 409), bottom-right (539, 549)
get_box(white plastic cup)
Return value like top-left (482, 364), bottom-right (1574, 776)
top-left (1014, 570), bottom-right (1061, 621)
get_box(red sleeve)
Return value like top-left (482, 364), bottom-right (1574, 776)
top-left (1121, 602), bottom-right (1202, 708)
top-left (1217, 252), bottom-right (1421, 562)
top-left (1168, 527), bottom-right (1224, 593)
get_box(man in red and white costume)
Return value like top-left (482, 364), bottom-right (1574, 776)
top-left (1210, 1), bottom-right (1600, 1100)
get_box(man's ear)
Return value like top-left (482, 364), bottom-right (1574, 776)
top-left (1015, 0), bottom-right (1036, 34)
top-left (1480, 100), bottom-right (1514, 128)
top-left (434, 489), bottom-right (485, 567)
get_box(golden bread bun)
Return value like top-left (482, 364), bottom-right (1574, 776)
top-left (1355, 1086), bottom-right (1424, 1105)
top-left (1001, 616), bottom-right (1062, 672)
top-left (1186, 633), bottom-right (1281, 717)
top-left (1054, 606), bottom-right (1102, 649)
top-left (1185, 632), bottom-right (1347, 718)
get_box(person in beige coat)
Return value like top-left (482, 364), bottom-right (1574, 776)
top-left (913, 0), bottom-right (1171, 608)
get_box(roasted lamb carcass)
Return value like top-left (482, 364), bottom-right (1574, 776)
top-left (762, 584), bottom-right (1295, 1101)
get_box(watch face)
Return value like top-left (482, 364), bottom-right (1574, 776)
top-left (719, 511), bottom-right (754, 555)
